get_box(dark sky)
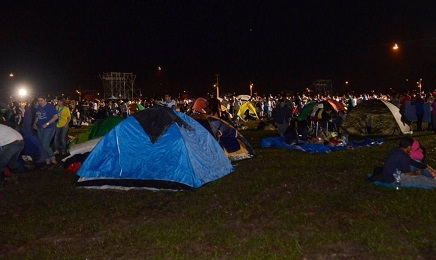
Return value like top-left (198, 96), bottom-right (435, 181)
top-left (1, 1), bottom-right (436, 99)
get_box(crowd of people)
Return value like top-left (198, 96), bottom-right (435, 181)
top-left (1, 89), bottom-right (436, 187)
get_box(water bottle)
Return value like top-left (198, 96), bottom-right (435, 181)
top-left (342, 134), bottom-right (348, 146)
top-left (393, 168), bottom-right (401, 190)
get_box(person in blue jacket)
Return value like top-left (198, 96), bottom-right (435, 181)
top-left (33, 95), bottom-right (59, 168)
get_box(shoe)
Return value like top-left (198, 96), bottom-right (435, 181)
top-left (49, 160), bottom-right (61, 170)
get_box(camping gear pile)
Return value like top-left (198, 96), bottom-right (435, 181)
top-left (263, 98), bottom-right (411, 152)
top-left (293, 99), bottom-right (347, 145)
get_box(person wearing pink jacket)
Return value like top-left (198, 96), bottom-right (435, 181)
top-left (410, 139), bottom-right (436, 178)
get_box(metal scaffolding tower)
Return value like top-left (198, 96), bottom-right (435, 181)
top-left (312, 79), bottom-right (334, 96)
top-left (100, 72), bottom-right (141, 100)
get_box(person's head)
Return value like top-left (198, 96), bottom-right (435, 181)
top-left (57, 97), bottom-right (66, 106)
top-left (164, 93), bottom-right (171, 102)
top-left (37, 95), bottom-right (47, 106)
top-left (399, 136), bottom-right (414, 152)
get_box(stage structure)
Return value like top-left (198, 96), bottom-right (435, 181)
top-left (312, 79), bottom-right (333, 96)
top-left (100, 72), bottom-right (141, 100)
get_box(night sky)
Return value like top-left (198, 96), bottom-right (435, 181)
top-left (1, 1), bottom-right (436, 99)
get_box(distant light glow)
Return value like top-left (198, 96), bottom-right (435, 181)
top-left (18, 88), bottom-right (27, 97)
top-left (9, 73), bottom-right (14, 77)
top-left (392, 43), bottom-right (399, 50)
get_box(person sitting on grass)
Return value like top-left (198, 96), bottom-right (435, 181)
top-left (409, 139), bottom-right (436, 178)
top-left (0, 124), bottom-right (24, 183)
top-left (283, 118), bottom-right (309, 145)
top-left (382, 137), bottom-right (436, 188)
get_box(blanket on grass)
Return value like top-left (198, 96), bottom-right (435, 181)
top-left (261, 137), bottom-right (383, 153)
top-left (368, 174), bottom-right (435, 190)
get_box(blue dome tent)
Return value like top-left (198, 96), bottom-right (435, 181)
top-left (76, 106), bottom-right (234, 190)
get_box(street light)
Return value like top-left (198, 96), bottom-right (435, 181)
top-left (18, 88), bottom-right (27, 96)
top-left (250, 82), bottom-right (253, 97)
top-left (215, 74), bottom-right (220, 98)
top-left (18, 87), bottom-right (27, 101)
top-left (76, 90), bottom-right (82, 101)
top-left (417, 78), bottom-right (422, 94)
top-left (213, 84), bottom-right (219, 98)
top-left (392, 43), bottom-right (399, 50)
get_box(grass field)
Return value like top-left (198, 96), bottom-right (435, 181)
top-left (1, 122), bottom-right (435, 258)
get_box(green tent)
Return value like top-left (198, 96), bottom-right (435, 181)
top-left (88, 116), bottom-right (124, 139)
top-left (340, 100), bottom-right (412, 136)
top-left (69, 116), bottom-right (125, 146)
top-left (129, 103), bottom-right (145, 114)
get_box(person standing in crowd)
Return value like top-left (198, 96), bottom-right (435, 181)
top-left (411, 95), bottom-right (424, 131)
top-left (164, 93), bottom-right (176, 110)
top-left (264, 97), bottom-right (272, 118)
top-left (11, 101), bottom-right (25, 130)
top-left (431, 96), bottom-right (436, 133)
top-left (0, 124), bottom-right (24, 183)
top-left (207, 94), bottom-right (221, 117)
top-left (228, 96), bottom-right (235, 116)
top-left (53, 97), bottom-right (71, 156)
top-left (119, 99), bottom-right (130, 118)
top-left (33, 95), bottom-right (59, 168)
top-left (234, 97), bottom-right (241, 119)
top-left (273, 99), bottom-right (291, 136)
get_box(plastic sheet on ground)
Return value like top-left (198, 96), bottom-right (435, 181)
top-left (261, 136), bottom-right (383, 153)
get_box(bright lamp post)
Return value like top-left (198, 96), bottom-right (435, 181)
top-left (18, 88), bottom-right (27, 96)
top-left (417, 78), bottom-right (422, 94)
top-left (214, 74), bottom-right (220, 98)
top-left (18, 88), bottom-right (27, 100)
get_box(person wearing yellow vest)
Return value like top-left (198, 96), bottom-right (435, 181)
top-left (53, 97), bottom-right (71, 155)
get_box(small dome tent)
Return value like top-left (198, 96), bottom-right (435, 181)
top-left (88, 115), bottom-right (124, 139)
top-left (340, 99), bottom-right (412, 136)
top-left (236, 101), bottom-right (258, 119)
top-left (76, 106), bottom-right (234, 190)
top-left (191, 114), bottom-right (255, 161)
